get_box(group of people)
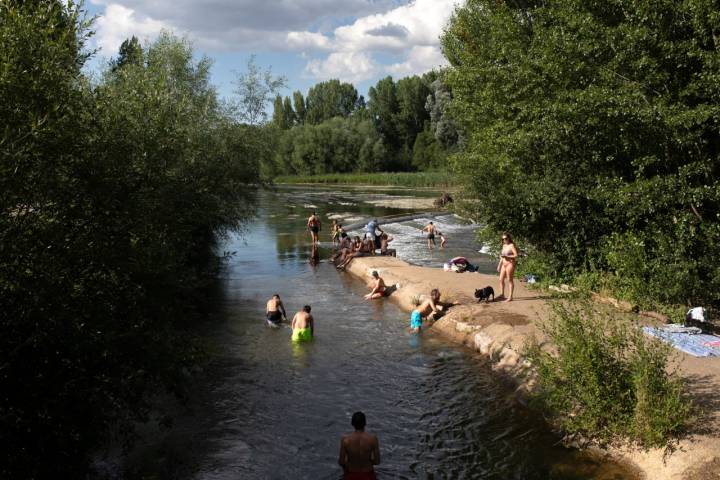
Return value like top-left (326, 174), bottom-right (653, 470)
top-left (264, 215), bottom-right (520, 479)
top-left (421, 221), bottom-right (447, 249)
top-left (265, 294), bottom-right (314, 342)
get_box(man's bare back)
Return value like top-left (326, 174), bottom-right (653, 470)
top-left (339, 431), bottom-right (380, 474)
top-left (291, 310), bottom-right (313, 330)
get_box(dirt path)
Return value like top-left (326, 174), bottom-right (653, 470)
top-left (344, 256), bottom-right (720, 480)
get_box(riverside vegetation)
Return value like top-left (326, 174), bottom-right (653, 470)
top-left (1, 3), bottom-right (270, 477)
top-left (441, 0), bottom-right (719, 447)
top-left (3, 0), bottom-right (717, 475)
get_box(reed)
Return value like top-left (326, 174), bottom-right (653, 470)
top-left (274, 171), bottom-right (454, 188)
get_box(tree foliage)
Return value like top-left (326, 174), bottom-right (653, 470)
top-left (443, 0), bottom-right (720, 307)
top-left (1, 4), bottom-right (262, 477)
top-left (305, 79), bottom-right (358, 124)
top-left (233, 54), bottom-right (287, 125)
top-left (269, 73), bottom-right (457, 175)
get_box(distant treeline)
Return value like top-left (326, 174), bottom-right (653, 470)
top-left (265, 74), bottom-right (461, 176)
top-left (1, 3), bottom-right (264, 477)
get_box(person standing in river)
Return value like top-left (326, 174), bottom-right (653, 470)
top-left (307, 211), bottom-right (321, 245)
top-left (497, 233), bottom-right (518, 302)
top-left (265, 294), bottom-right (287, 326)
top-left (338, 411), bottom-right (380, 480)
top-left (331, 219), bottom-right (339, 247)
top-left (291, 305), bottom-right (314, 342)
top-left (365, 219), bottom-right (383, 251)
top-left (422, 221), bottom-right (436, 250)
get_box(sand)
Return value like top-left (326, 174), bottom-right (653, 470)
top-left (344, 255), bottom-right (720, 480)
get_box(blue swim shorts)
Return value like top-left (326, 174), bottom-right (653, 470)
top-left (410, 310), bottom-right (422, 329)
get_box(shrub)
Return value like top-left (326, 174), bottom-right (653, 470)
top-left (525, 301), bottom-right (691, 447)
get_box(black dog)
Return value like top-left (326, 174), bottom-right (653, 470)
top-left (474, 286), bottom-right (495, 303)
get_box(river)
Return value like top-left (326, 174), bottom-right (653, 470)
top-left (119, 186), bottom-right (637, 479)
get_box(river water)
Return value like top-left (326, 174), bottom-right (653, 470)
top-left (121, 186), bottom-right (637, 480)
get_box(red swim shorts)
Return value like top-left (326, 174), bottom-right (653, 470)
top-left (344, 471), bottom-right (377, 480)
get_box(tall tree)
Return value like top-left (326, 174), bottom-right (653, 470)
top-left (233, 55), bottom-right (287, 125)
top-left (367, 76), bottom-right (400, 149)
top-left (293, 90), bottom-right (306, 124)
top-left (111, 36), bottom-right (143, 71)
top-left (272, 94), bottom-right (288, 129)
top-left (283, 96), bottom-right (296, 127)
top-left (395, 75), bottom-right (431, 150)
top-left (305, 79), bottom-right (358, 124)
top-left (425, 77), bottom-right (460, 148)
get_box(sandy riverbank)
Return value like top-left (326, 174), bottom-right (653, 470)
top-left (343, 256), bottom-right (720, 480)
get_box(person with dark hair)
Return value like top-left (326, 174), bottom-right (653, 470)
top-left (422, 221), bottom-right (436, 249)
top-left (265, 293), bottom-right (287, 326)
top-left (291, 305), bottom-right (314, 342)
top-left (379, 233), bottom-right (396, 257)
top-left (409, 288), bottom-right (443, 332)
top-left (364, 271), bottom-right (387, 300)
top-left (307, 211), bottom-right (321, 245)
top-left (339, 411), bottom-right (380, 480)
top-left (497, 232), bottom-right (518, 302)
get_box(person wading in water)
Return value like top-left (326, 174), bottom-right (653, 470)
top-left (265, 293), bottom-right (287, 326)
top-left (338, 411), bottom-right (380, 480)
top-left (422, 221), bottom-right (437, 250)
top-left (307, 211), bottom-right (321, 245)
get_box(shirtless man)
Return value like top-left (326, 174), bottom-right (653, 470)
top-left (338, 412), bottom-right (380, 480)
top-left (291, 305), bottom-right (314, 342)
top-left (379, 233), bottom-right (396, 257)
top-left (364, 271), bottom-right (387, 300)
top-left (265, 294), bottom-right (287, 326)
top-left (422, 221), bottom-right (436, 250)
top-left (409, 288), bottom-right (443, 332)
top-left (307, 211), bottom-right (321, 245)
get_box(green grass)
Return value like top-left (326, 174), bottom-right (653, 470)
top-left (273, 171), bottom-right (454, 188)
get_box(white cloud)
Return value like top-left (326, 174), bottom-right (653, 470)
top-left (286, 31), bottom-right (333, 51)
top-left (91, 0), bottom-right (405, 52)
top-left (299, 0), bottom-right (457, 80)
top-left (305, 51), bottom-right (379, 83)
top-left (90, 0), bottom-right (457, 83)
top-left (386, 45), bottom-right (448, 77)
top-left (94, 4), bottom-right (168, 55)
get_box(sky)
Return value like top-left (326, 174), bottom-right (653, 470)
top-left (84, 0), bottom-right (460, 100)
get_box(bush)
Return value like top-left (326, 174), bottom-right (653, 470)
top-left (525, 301), bottom-right (691, 447)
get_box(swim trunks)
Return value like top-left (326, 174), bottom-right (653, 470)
top-left (310, 226), bottom-right (319, 233)
top-left (427, 233), bottom-right (435, 240)
top-left (266, 311), bottom-right (282, 325)
top-left (292, 327), bottom-right (313, 342)
top-left (344, 471), bottom-right (377, 480)
top-left (410, 310), bottom-right (422, 329)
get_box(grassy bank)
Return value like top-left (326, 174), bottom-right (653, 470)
top-left (274, 171), bottom-right (454, 188)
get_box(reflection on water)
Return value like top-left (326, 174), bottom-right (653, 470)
top-left (119, 186), bottom-right (638, 480)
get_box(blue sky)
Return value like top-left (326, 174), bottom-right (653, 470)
top-left (84, 0), bottom-right (458, 100)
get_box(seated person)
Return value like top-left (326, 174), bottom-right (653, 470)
top-left (380, 233), bottom-right (396, 257)
top-left (337, 236), bottom-right (372, 270)
top-left (364, 271), bottom-right (387, 300)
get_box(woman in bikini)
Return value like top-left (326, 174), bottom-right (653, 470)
top-left (497, 233), bottom-right (518, 302)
